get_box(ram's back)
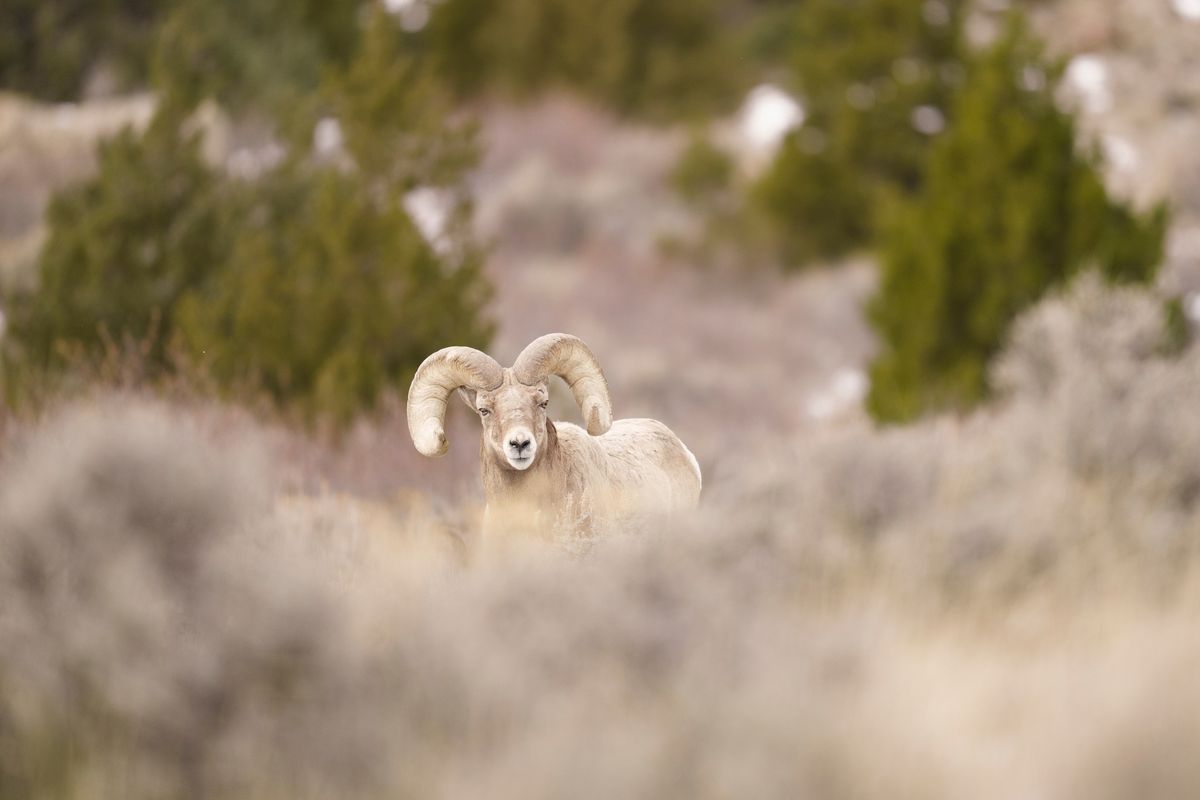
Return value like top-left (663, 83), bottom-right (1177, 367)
top-left (555, 418), bottom-right (701, 517)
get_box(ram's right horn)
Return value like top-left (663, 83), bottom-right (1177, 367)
top-left (407, 347), bottom-right (504, 456)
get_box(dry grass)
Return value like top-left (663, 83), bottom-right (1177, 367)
top-left (3, 78), bottom-right (1200, 799)
top-left (2, 277), bottom-right (1200, 799)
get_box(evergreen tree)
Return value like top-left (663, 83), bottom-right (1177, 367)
top-left (0, 0), bottom-right (161, 100)
top-left (328, 9), bottom-right (477, 189)
top-left (3, 118), bottom-right (233, 391)
top-left (175, 10), bottom-right (492, 424)
top-left (670, 132), bottom-right (735, 206)
top-left (866, 20), bottom-right (1168, 422)
top-left (751, 0), bottom-right (967, 266)
top-left (173, 166), bottom-right (492, 425)
top-left (152, 0), bottom-right (362, 120)
top-left (3, 10), bottom-right (495, 425)
top-left (423, 0), bottom-right (743, 120)
top-left (0, 0), bottom-right (362, 105)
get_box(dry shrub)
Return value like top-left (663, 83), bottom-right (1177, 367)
top-left (0, 399), bottom-right (385, 798)
top-left (3, 276), bottom-right (1200, 798)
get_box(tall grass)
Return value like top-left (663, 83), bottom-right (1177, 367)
top-left (2, 276), bottom-right (1199, 798)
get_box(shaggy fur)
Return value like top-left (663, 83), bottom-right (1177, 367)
top-left (481, 416), bottom-right (702, 541)
top-left (408, 334), bottom-right (702, 543)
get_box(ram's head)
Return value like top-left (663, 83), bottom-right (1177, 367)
top-left (407, 334), bottom-right (613, 470)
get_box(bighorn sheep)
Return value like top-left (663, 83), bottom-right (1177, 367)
top-left (407, 334), bottom-right (701, 542)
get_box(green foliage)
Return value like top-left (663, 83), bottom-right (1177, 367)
top-left (733, 0), bottom-right (805, 72)
top-left (3, 10), bottom-right (494, 425)
top-left (423, 0), bottom-right (745, 120)
top-left (750, 0), bottom-right (967, 266)
top-left (0, 0), bottom-right (161, 100)
top-left (3, 0), bottom-right (753, 118)
top-left (867, 21), bottom-right (1168, 422)
top-left (3, 119), bottom-right (233, 387)
top-left (1162, 297), bottom-right (1193, 357)
top-left (326, 10), bottom-right (477, 186)
top-left (671, 132), bottom-right (735, 203)
top-left (174, 167), bottom-right (492, 426)
top-left (152, 0), bottom-right (362, 120)
top-left (0, 0), bottom-right (363, 109)
top-left (751, 135), bottom-right (874, 264)
top-left (662, 132), bottom-right (762, 268)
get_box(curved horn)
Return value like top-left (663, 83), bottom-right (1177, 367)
top-left (407, 347), bottom-right (503, 456)
top-left (512, 333), bottom-right (612, 436)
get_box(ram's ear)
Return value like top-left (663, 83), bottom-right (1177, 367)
top-left (457, 387), bottom-right (478, 412)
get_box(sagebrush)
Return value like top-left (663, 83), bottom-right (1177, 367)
top-left (3, 279), bottom-right (1200, 798)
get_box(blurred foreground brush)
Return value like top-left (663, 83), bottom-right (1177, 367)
top-left (1, 277), bottom-right (1200, 798)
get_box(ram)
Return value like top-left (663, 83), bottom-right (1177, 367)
top-left (407, 333), bottom-right (701, 542)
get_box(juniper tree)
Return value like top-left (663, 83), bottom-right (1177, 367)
top-left (866, 20), bottom-right (1167, 422)
top-left (4, 9), bottom-right (494, 425)
top-left (751, 0), bottom-right (968, 266)
top-left (424, 0), bottom-right (743, 120)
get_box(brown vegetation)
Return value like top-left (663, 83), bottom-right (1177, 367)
top-left (3, 277), bottom-right (1200, 798)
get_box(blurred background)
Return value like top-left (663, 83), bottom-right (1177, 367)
top-left (3, 1), bottom-right (1200, 797)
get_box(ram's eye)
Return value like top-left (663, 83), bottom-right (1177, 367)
top-left (479, 408), bottom-right (491, 417)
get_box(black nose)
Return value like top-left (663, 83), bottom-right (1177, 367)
top-left (509, 437), bottom-right (531, 453)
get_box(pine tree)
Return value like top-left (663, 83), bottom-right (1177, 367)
top-left (172, 8), bottom-right (492, 425)
top-left (424, 0), bottom-right (743, 120)
top-left (866, 20), bottom-right (1168, 422)
top-left (328, 9), bottom-right (477, 189)
top-left (0, 0), bottom-right (362, 104)
top-left (173, 166), bottom-right (492, 426)
top-left (2, 118), bottom-right (233, 392)
top-left (0, 0), bottom-right (161, 100)
top-left (750, 0), bottom-right (967, 266)
top-left (4, 10), bottom-right (495, 425)
top-left (151, 0), bottom-right (362, 120)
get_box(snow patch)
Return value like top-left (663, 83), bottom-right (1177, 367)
top-left (1102, 134), bottom-right (1140, 172)
top-left (1171, 0), bottom-right (1200, 21)
top-left (404, 187), bottom-right (454, 254)
top-left (227, 142), bottom-right (285, 180)
top-left (911, 105), bottom-right (946, 136)
top-left (384, 0), bottom-right (430, 31)
top-left (738, 84), bottom-right (804, 153)
top-left (1064, 55), bottom-right (1112, 115)
top-left (806, 368), bottom-right (868, 422)
top-left (313, 117), bottom-right (344, 158)
top-left (1186, 293), bottom-right (1200, 324)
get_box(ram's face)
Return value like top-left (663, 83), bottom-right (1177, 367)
top-left (463, 378), bottom-right (550, 471)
